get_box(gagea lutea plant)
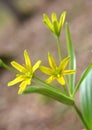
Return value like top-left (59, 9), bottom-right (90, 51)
top-left (0, 11), bottom-right (92, 130)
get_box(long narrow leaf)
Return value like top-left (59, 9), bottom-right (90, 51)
top-left (23, 86), bottom-right (74, 105)
top-left (80, 69), bottom-right (92, 130)
top-left (73, 62), bottom-right (92, 96)
top-left (65, 23), bottom-right (76, 95)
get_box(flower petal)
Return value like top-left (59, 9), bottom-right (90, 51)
top-left (40, 66), bottom-right (52, 75)
top-left (59, 57), bottom-right (70, 70)
top-left (33, 60), bottom-right (41, 72)
top-left (52, 13), bottom-right (58, 23)
top-left (57, 76), bottom-right (65, 85)
top-left (11, 61), bottom-right (26, 73)
top-left (46, 76), bottom-right (55, 84)
top-left (63, 70), bottom-right (76, 75)
top-left (26, 78), bottom-right (31, 85)
top-left (24, 50), bottom-right (31, 68)
top-left (8, 75), bottom-right (24, 86)
top-left (43, 14), bottom-right (54, 32)
top-left (53, 21), bottom-right (59, 36)
top-left (51, 13), bottom-right (59, 35)
top-left (18, 78), bottom-right (32, 94)
top-left (58, 11), bottom-right (66, 32)
top-left (48, 53), bottom-right (57, 69)
top-left (18, 81), bottom-right (27, 94)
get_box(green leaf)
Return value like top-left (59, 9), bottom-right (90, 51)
top-left (73, 62), bottom-right (92, 96)
top-left (23, 86), bottom-right (74, 105)
top-left (65, 23), bottom-right (76, 95)
top-left (80, 68), bottom-right (92, 130)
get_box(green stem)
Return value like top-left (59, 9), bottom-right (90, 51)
top-left (34, 75), bottom-right (56, 89)
top-left (0, 59), bottom-right (16, 73)
top-left (56, 37), bottom-right (62, 62)
top-left (64, 76), bottom-right (70, 96)
top-left (73, 103), bottom-right (89, 130)
top-left (34, 75), bottom-right (68, 95)
top-left (35, 76), bottom-right (88, 128)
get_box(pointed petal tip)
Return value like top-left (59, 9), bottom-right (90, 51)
top-left (63, 11), bottom-right (66, 15)
top-left (61, 11), bottom-right (66, 18)
top-left (43, 13), bottom-right (48, 21)
top-left (57, 76), bottom-right (65, 86)
top-left (38, 60), bottom-right (42, 64)
top-left (24, 49), bottom-right (28, 54)
top-left (7, 83), bottom-right (11, 87)
top-left (24, 49), bottom-right (28, 55)
top-left (48, 52), bottom-right (51, 56)
top-left (43, 13), bottom-right (46, 17)
top-left (18, 90), bottom-right (22, 95)
top-left (18, 81), bottom-right (27, 95)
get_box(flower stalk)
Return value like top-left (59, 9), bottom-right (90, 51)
top-left (73, 103), bottom-right (89, 130)
top-left (0, 59), bottom-right (16, 73)
top-left (56, 36), bottom-right (62, 61)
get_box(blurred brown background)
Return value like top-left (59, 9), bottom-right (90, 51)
top-left (0, 0), bottom-right (92, 130)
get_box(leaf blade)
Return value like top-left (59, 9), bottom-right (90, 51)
top-left (73, 62), bottom-right (92, 96)
top-left (23, 86), bottom-right (74, 105)
top-left (80, 68), bottom-right (92, 130)
top-left (65, 23), bottom-right (76, 95)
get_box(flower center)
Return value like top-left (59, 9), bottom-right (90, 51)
top-left (25, 71), bottom-right (33, 78)
top-left (53, 68), bottom-right (61, 78)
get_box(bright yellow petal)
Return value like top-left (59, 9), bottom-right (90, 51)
top-left (24, 50), bottom-right (31, 68)
top-left (18, 78), bottom-right (32, 94)
top-left (46, 76), bottom-right (55, 84)
top-left (33, 60), bottom-right (41, 72)
top-left (40, 66), bottom-right (52, 75)
top-left (58, 11), bottom-right (66, 31)
top-left (18, 81), bottom-right (27, 94)
top-left (57, 76), bottom-right (65, 85)
top-left (52, 13), bottom-right (58, 23)
top-left (48, 53), bottom-right (57, 69)
top-left (11, 61), bottom-right (26, 73)
top-left (43, 14), bottom-right (54, 32)
top-left (8, 75), bottom-right (24, 86)
top-left (26, 78), bottom-right (31, 85)
top-left (51, 13), bottom-right (59, 35)
top-left (59, 57), bottom-right (70, 70)
top-left (63, 70), bottom-right (76, 75)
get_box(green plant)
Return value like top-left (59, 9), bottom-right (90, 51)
top-left (1, 11), bottom-right (92, 130)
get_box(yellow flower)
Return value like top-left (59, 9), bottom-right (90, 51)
top-left (8, 50), bottom-right (41, 94)
top-left (43, 11), bottom-right (66, 37)
top-left (40, 53), bottom-right (75, 85)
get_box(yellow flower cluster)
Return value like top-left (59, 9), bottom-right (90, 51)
top-left (7, 11), bottom-right (75, 94)
top-left (8, 50), bottom-right (75, 94)
top-left (43, 11), bottom-right (66, 37)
